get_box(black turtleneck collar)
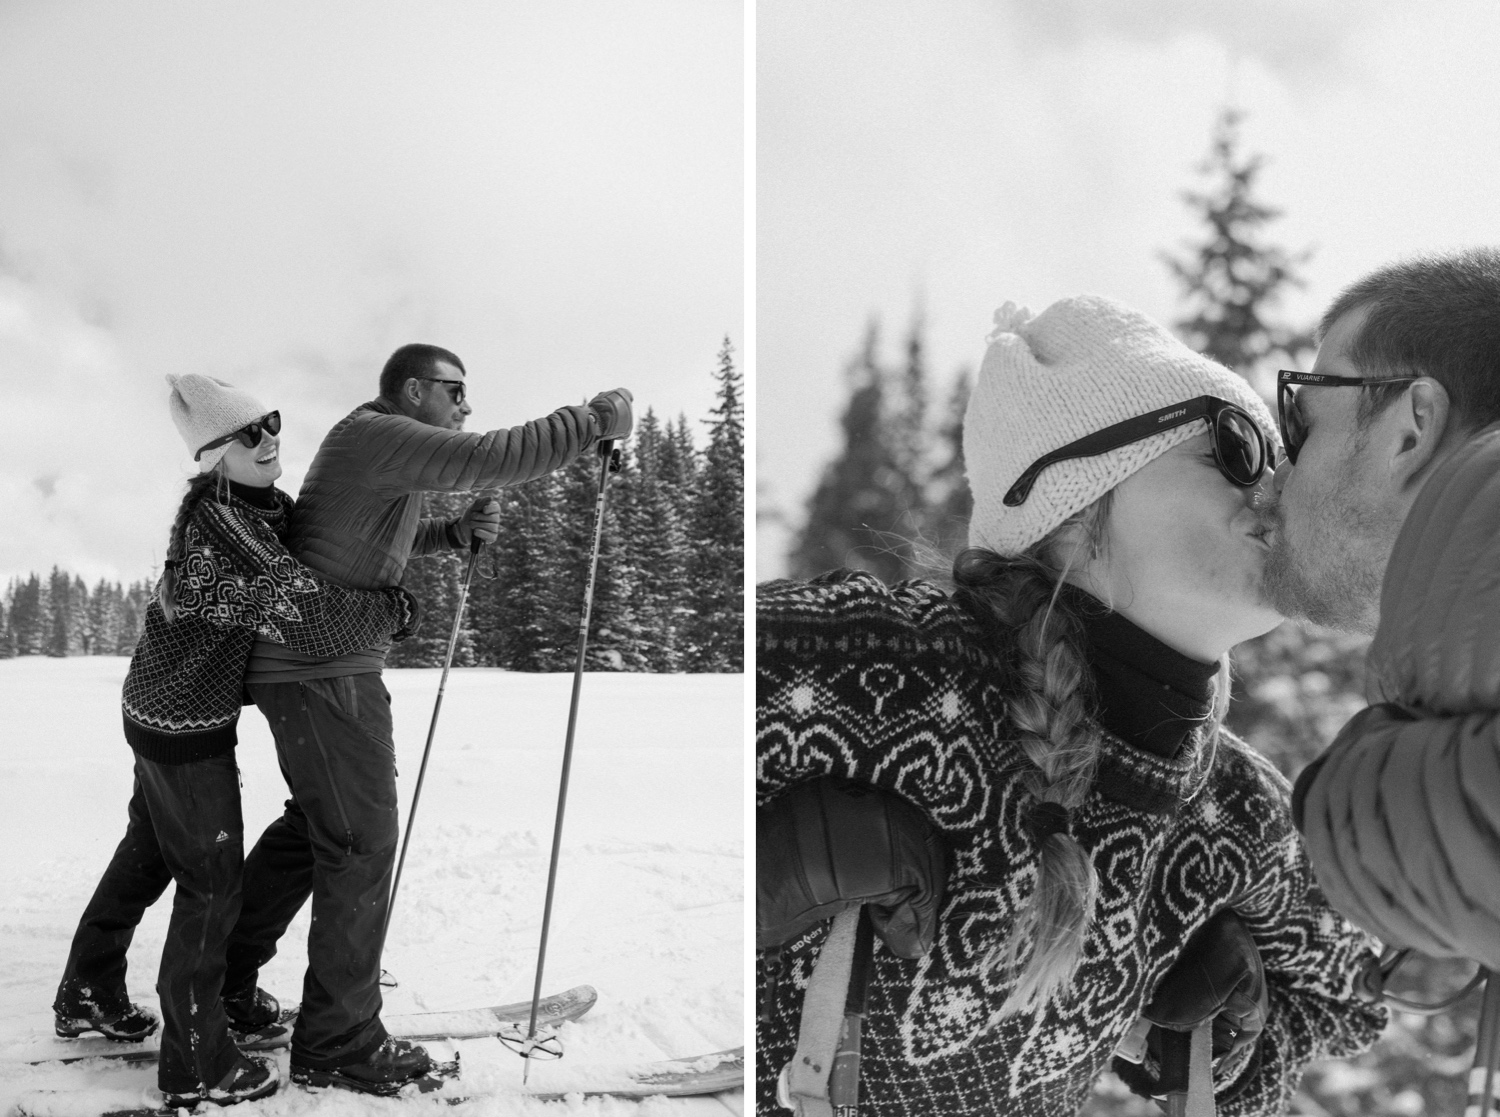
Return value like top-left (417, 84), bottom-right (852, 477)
top-left (228, 479), bottom-right (279, 511)
top-left (1057, 583), bottom-right (1217, 761)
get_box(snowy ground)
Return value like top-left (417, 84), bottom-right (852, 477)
top-left (0, 658), bottom-right (745, 1116)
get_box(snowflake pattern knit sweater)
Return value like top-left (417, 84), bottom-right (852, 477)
top-left (122, 486), bottom-right (416, 764)
top-left (756, 571), bottom-right (1386, 1116)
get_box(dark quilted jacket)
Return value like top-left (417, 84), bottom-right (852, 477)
top-left (288, 397), bottom-right (595, 591)
top-left (1295, 424), bottom-right (1500, 969)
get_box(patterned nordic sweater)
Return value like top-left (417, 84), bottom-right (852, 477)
top-left (756, 571), bottom-right (1387, 1117)
top-left (122, 487), bottom-right (417, 764)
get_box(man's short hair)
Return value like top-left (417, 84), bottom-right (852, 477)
top-left (378, 343), bottom-right (466, 400)
top-left (1320, 248), bottom-right (1500, 431)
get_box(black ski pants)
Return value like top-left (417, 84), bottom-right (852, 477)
top-left (57, 753), bottom-right (245, 1094)
top-left (233, 675), bottom-right (399, 1069)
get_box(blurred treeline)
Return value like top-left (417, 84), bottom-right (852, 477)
top-left (777, 110), bottom-right (1480, 1116)
top-left (0, 570), bottom-right (154, 658)
top-left (1, 340), bottom-right (743, 674)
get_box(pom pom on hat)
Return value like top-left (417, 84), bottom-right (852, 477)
top-left (165, 374), bottom-right (271, 472)
top-left (963, 294), bottom-right (1277, 554)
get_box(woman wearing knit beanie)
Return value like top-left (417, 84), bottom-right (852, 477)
top-left (53, 374), bottom-right (421, 1109)
top-left (757, 296), bottom-right (1386, 1116)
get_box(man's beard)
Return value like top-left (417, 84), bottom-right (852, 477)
top-left (1258, 476), bottom-right (1391, 636)
top-left (1261, 532), bottom-right (1380, 635)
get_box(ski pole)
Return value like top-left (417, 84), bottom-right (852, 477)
top-left (382, 531), bottom-right (486, 949)
top-left (521, 438), bottom-right (619, 1083)
top-left (1468, 970), bottom-right (1500, 1117)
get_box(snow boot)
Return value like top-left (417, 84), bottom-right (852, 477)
top-left (223, 985), bottom-right (280, 1031)
top-left (54, 998), bottom-right (160, 1043)
top-left (290, 1037), bottom-right (434, 1096)
top-left (162, 1054), bottom-right (280, 1109)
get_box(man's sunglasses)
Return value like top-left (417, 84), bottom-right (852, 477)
top-left (1003, 396), bottom-right (1274, 507)
top-left (195, 411), bottom-right (281, 462)
top-left (417, 377), bottom-right (466, 406)
top-left (1276, 370), bottom-right (1416, 465)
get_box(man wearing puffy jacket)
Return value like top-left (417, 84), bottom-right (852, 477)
top-left (1255, 247), bottom-right (1500, 971)
top-left (224, 343), bottom-right (632, 1093)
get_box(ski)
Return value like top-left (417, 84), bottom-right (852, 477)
top-left (15, 1046), bottom-right (742, 1116)
top-left (525, 1045), bottom-right (744, 1100)
top-left (14, 1059), bottom-right (465, 1117)
top-left (19, 984), bottom-right (597, 1066)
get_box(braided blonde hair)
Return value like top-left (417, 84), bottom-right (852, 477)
top-left (952, 494), bottom-right (1227, 1015)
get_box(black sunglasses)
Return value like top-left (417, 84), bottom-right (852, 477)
top-left (195, 411), bottom-right (281, 462)
top-left (1004, 396), bottom-right (1274, 507)
top-left (417, 377), bottom-right (466, 405)
top-left (1276, 370), bottom-right (1417, 465)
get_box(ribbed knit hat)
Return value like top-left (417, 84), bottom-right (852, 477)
top-left (165, 374), bottom-right (271, 472)
top-left (964, 295), bottom-right (1277, 554)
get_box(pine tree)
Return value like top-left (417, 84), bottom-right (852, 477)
top-left (88, 579), bottom-right (125, 655)
top-left (624, 410), bottom-right (693, 671)
top-left (789, 320), bottom-right (930, 583)
top-left (920, 370), bottom-right (973, 572)
top-left (9, 574), bottom-right (45, 656)
top-left (487, 473), bottom-right (567, 670)
top-left (118, 579), bottom-right (153, 655)
top-left (684, 339), bottom-right (744, 671)
top-left (1163, 108), bottom-right (1315, 387)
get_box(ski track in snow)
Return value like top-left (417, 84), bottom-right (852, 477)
top-left (0, 659), bottom-right (745, 1116)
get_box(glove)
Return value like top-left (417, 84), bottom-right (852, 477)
top-left (452, 496), bottom-right (500, 548)
top-left (1112, 908), bottom-right (1268, 1101)
top-left (757, 777), bottom-right (949, 959)
top-left (589, 388), bottom-right (634, 441)
top-left (387, 586), bottom-right (422, 643)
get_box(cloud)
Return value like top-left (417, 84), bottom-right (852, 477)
top-left (1004, 0), bottom-right (1397, 80)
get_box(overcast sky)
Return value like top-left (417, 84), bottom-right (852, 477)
top-left (757, 0), bottom-right (1500, 577)
top-left (0, 1), bottom-right (741, 586)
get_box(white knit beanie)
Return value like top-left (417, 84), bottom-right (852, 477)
top-left (165, 374), bottom-right (271, 472)
top-left (964, 295), bottom-right (1278, 554)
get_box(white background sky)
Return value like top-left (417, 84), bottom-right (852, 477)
top-left (0, 1), bottom-right (742, 586)
top-left (757, 0), bottom-right (1500, 577)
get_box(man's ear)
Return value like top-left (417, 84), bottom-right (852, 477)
top-left (1390, 377), bottom-right (1452, 491)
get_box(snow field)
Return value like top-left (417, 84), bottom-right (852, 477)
top-left (0, 658), bottom-right (745, 1115)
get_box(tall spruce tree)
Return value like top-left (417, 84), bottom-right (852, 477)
top-left (1163, 108), bottom-right (1315, 385)
top-left (790, 318), bottom-right (931, 583)
top-left (10, 574), bottom-right (44, 656)
top-left (684, 338), bottom-right (744, 671)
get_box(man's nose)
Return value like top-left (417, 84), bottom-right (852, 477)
top-left (1271, 458), bottom-right (1292, 494)
top-left (460, 397), bottom-right (472, 415)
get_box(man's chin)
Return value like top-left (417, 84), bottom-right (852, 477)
top-left (1262, 539), bottom-right (1376, 635)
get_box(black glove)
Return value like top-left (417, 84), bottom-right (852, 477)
top-left (757, 777), bottom-right (949, 959)
top-left (588, 388), bottom-right (634, 441)
top-left (1112, 908), bottom-right (1268, 1101)
top-left (387, 586), bottom-right (422, 642)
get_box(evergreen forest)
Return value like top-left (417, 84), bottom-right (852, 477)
top-left (0, 340), bottom-right (743, 674)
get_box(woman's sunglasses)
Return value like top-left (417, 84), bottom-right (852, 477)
top-left (1276, 370), bottom-right (1416, 465)
top-left (1003, 396), bottom-right (1274, 507)
top-left (195, 411), bottom-right (282, 462)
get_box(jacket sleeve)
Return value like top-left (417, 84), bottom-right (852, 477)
top-left (365, 405), bottom-right (595, 497)
top-left (1296, 705), bottom-right (1500, 970)
top-left (172, 501), bottom-right (417, 656)
top-left (1294, 426), bottom-right (1500, 972)
top-left (756, 571), bottom-right (1006, 833)
top-left (1212, 748), bottom-right (1388, 1116)
top-left (412, 517), bottom-right (459, 558)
